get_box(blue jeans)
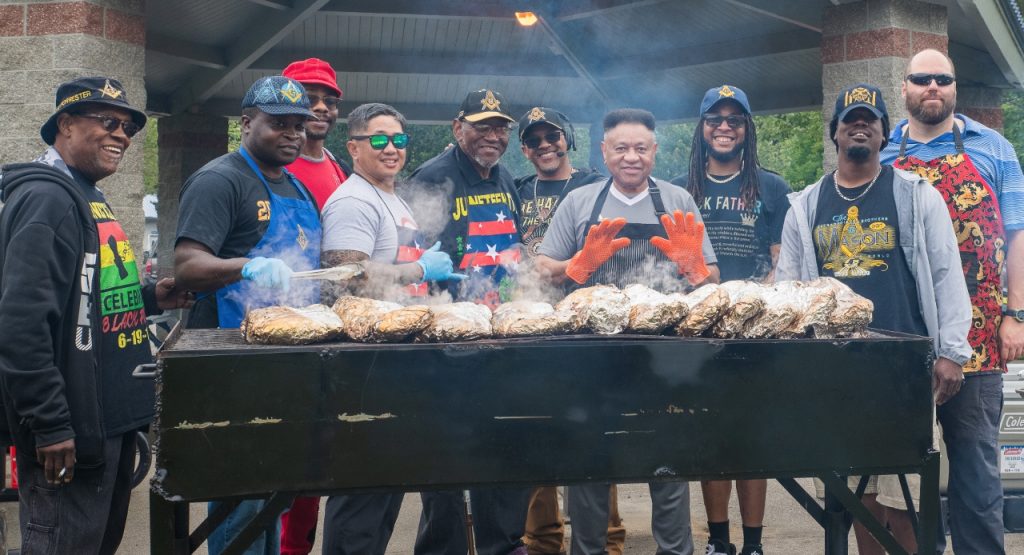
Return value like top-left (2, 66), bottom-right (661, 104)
top-left (207, 499), bottom-right (281, 555)
top-left (17, 432), bottom-right (135, 555)
top-left (415, 488), bottom-right (532, 555)
top-left (936, 372), bottom-right (1005, 555)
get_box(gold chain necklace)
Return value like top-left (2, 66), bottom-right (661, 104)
top-left (833, 167), bottom-right (882, 202)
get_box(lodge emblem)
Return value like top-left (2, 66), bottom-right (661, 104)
top-left (718, 85), bottom-right (735, 98)
top-left (279, 80), bottom-right (303, 104)
top-left (481, 90), bottom-right (501, 111)
top-left (100, 79), bottom-right (123, 100)
top-left (297, 224), bottom-right (309, 250)
top-left (528, 107), bottom-right (545, 122)
top-left (845, 87), bottom-right (876, 107)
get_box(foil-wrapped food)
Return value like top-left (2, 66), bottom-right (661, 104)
top-left (331, 296), bottom-right (402, 342)
top-left (712, 281), bottom-right (767, 338)
top-left (491, 301), bottom-right (574, 338)
top-left (742, 284), bottom-right (803, 339)
top-left (821, 278), bottom-right (874, 336)
top-left (675, 284), bottom-right (731, 337)
top-left (241, 304), bottom-right (344, 345)
top-left (555, 285), bottom-right (631, 335)
top-left (420, 302), bottom-right (494, 342)
top-left (373, 305), bottom-right (433, 342)
top-left (622, 284), bottom-right (690, 334)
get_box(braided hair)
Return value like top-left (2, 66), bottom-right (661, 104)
top-left (686, 111), bottom-right (761, 213)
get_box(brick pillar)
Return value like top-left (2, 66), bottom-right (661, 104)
top-left (156, 113), bottom-right (228, 277)
top-left (0, 0), bottom-right (147, 250)
top-left (821, 0), bottom-right (948, 172)
top-left (959, 86), bottom-right (1004, 132)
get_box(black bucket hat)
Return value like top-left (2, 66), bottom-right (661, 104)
top-left (40, 76), bottom-right (148, 145)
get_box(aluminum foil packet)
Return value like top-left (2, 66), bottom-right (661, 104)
top-left (741, 283), bottom-right (803, 339)
top-left (555, 285), bottom-right (631, 335)
top-left (622, 284), bottom-right (690, 334)
top-left (712, 281), bottom-right (767, 338)
top-left (331, 296), bottom-right (402, 342)
top-left (420, 302), bottom-right (494, 342)
top-left (675, 284), bottom-right (730, 337)
top-left (241, 304), bottom-right (344, 345)
top-left (491, 301), bottom-right (574, 338)
top-left (372, 305), bottom-right (433, 342)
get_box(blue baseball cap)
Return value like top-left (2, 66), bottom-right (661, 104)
top-left (699, 85), bottom-right (751, 116)
top-left (241, 76), bottom-right (315, 118)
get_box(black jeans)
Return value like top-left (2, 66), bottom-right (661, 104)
top-left (415, 488), bottom-right (532, 555)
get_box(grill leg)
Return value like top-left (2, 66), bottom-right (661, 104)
top-left (151, 492), bottom-right (190, 555)
top-left (916, 451), bottom-right (940, 555)
top-left (822, 475), bottom-right (851, 555)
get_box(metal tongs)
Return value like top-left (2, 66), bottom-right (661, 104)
top-left (291, 263), bottom-right (365, 282)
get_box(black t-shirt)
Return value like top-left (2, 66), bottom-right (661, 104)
top-left (176, 151), bottom-right (306, 328)
top-left (515, 168), bottom-right (604, 257)
top-left (671, 168), bottom-right (791, 281)
top-left (812, 165), bottom-right (927, 335)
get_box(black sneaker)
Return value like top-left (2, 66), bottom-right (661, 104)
top-left (739, 544), bottom-right (764, 555)
top-left (705, 540), bottom-right (737, 555)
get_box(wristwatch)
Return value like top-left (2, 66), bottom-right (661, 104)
top-left (1004, 306), bottom-right (1024, 323)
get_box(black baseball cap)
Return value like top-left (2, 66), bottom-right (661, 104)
top-left (456, 89), bottom-right (515, 123)
top-left (517, 107), bottom-right (570, 140)
top-left (699, 85), bottom-right (751, 116)
top-left (40, 76), bottom-right (148, 145)
top-left (833, 83), bottom-right (888, 122)
top-left (241, 76), bottom-right (315, 118)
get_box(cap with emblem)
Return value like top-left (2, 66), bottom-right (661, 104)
top-left (456, 89), bottom-right (515, 123)
top-left (699, 85), bottom-right (751, 116)
top-left (241, 76), bottom-right (315, 118)
top-left (40, 76), bottom-right (148, 145)
top-left (833, 83), bottom-right (887, 122)
top-left (517, 107), bottom-right (576, 150)
top-left (282, 58), bottom-right (342, 97)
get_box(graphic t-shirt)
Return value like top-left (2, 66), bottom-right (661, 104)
top-left (71, 170), bottom-right (152, 394)
top-left (812, 165), bottom-right (927, 335)
top-left (672, 169), bottom-right (791, 281)
top-left (515, 168), bottom-right (604, 257)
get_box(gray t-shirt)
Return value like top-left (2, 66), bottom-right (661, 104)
top-left (321, 174), bottom-right (418, 262)
top-left (538, 178), bottom-right (717, 264)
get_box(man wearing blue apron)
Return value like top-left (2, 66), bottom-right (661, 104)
top-left (536, 108), bottom-right (719, 555)
top-left (318, 102), bottom-right (463, 554)
top-left (174, 75), bottom-right (320, 555)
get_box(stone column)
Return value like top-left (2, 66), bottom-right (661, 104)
top-left (820, 0), bottom-right (948, 172)
top-left (959, 86), bottom-right (1004, 132)
top-left (0, 0), bottom-right (147, 249)
top-left (156, 113), bottom-right (228, 277)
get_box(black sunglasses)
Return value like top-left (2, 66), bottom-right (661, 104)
top-left (522, 131), bottom-right (563, 149)
top-left (703, 115), bottom-right (746, 129)
top-left (75, 113), bottom-right (141, 138)
top-left (905, 73), bottom-right (955, 87)
top-left (306, 94), bottom-right (341, 108)
top-left (350, 133), bottom-right (409, 150)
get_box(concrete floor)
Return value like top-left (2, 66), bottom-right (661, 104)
top-left (3, 476), bottom-right (1023, 553)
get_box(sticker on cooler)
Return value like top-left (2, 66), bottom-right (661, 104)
top-left (1003, 414), bottom-right (1024, 434)
top-left (1002, 445), bottom-right (1024, 474)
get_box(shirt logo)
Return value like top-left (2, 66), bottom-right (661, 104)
top-left (815, 206), bottom-right (894, 278)
top-left (256, 200), bottom-right (270, 222)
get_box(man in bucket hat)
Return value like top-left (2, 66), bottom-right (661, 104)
top-left (0, 76), bottom-right (191, 553)
top-left (174, 75), bottom-right (321, 555)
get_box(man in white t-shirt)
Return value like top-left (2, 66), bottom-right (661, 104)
top-left (317, 103), bottom-right (463, 554)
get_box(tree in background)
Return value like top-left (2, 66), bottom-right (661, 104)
top-left (754, 112), bottom-right (824, 191)
top-left (1004, 90), bottom-right (1024, 168)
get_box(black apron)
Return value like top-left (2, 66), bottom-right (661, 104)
top-left (582, 177), bottom-right (680, 289)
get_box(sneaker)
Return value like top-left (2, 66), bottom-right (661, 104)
top-left (705, 540), bottom-right (737, 555)
top-left (739, 544), bottom-right (764, 555)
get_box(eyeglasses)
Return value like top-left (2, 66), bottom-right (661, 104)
top-left (306, 94), bottom-right (341, 108)
top-left (462, 120), bottom-right (514, 136)
top-left (522, 131), bottom-right (563, 149)
top-left (350, 133), bottom-right (409, 150)
top-left (703, 115), bottom-right (746, 129)
top-left (74, 113), bottom-right (141, 138)
top-left (905, 73), bottom-right (956, 87)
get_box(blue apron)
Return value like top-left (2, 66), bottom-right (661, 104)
top-left (215, 147), bottom-right (322, 328)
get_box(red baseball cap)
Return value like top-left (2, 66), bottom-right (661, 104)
top-left (282, 58), bottom-right (342, 97)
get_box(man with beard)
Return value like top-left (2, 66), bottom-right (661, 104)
top-left (282, 58), bottom-right (351, 211)
top-left (671, 85), bottom-right (790, 555)
top-left (175, 76), bottom-right (320, 555)
top-left (537, 108), bottom-right (719, 555)
top-left (513, 107), bottom-right (622, 555)
top-left (880, 48), bottom-right (1024, 555)
top-left (404, 89), bottom-right (532, 555)
top-left (778, 84), bottom-right (971, 555)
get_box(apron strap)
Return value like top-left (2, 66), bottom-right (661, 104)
top-left (648, 178), bottom-right (667, 217)
top-left (237, 147), bottom-right (311, 202)
top-left (587, 177), bottom-right (667, 227)
top-left (586, 177), bottom-right (614, 227)
top-left (898, 125), bottom-right (910, 158)
top-left (898, 120), bottom-right (966, 157)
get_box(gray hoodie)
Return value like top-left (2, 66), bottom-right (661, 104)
top-left (776, 167), bottom-right (972, 366)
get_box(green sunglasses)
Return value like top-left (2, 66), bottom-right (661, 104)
top-left (350, 133), bottom-right (409, 150)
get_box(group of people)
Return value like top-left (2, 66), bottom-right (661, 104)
top-left (0, 46), bottom-right (1018, 555)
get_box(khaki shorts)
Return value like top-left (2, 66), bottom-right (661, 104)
top-left (813, 414), bottom-right (940, 511)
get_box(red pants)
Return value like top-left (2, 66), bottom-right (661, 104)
top-left (280, 496), bottom-right (320, 555)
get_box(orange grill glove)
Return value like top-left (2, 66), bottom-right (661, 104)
top-left (650, 210), bottom-right (711, 285)
top-left (565, 217), bottom-right (631, 284)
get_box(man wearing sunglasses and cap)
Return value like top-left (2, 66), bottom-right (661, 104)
top-left (671, 85), bottom-right (791, 555)
top-left (0, 76), bottom-right (191, 553)
top-left (778, 83), bottom-right (971, 555)
top-left (175, 75), bottom-right (322, 555)
top-left (880, 49), bottom-right (1024, 555)
top-left (405, 89), bottom-right (532, 555)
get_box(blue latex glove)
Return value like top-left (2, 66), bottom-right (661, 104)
top-left (417, 242), bottom-right (467, 282)
top-left (241, 257), bottom-right (293, 292)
